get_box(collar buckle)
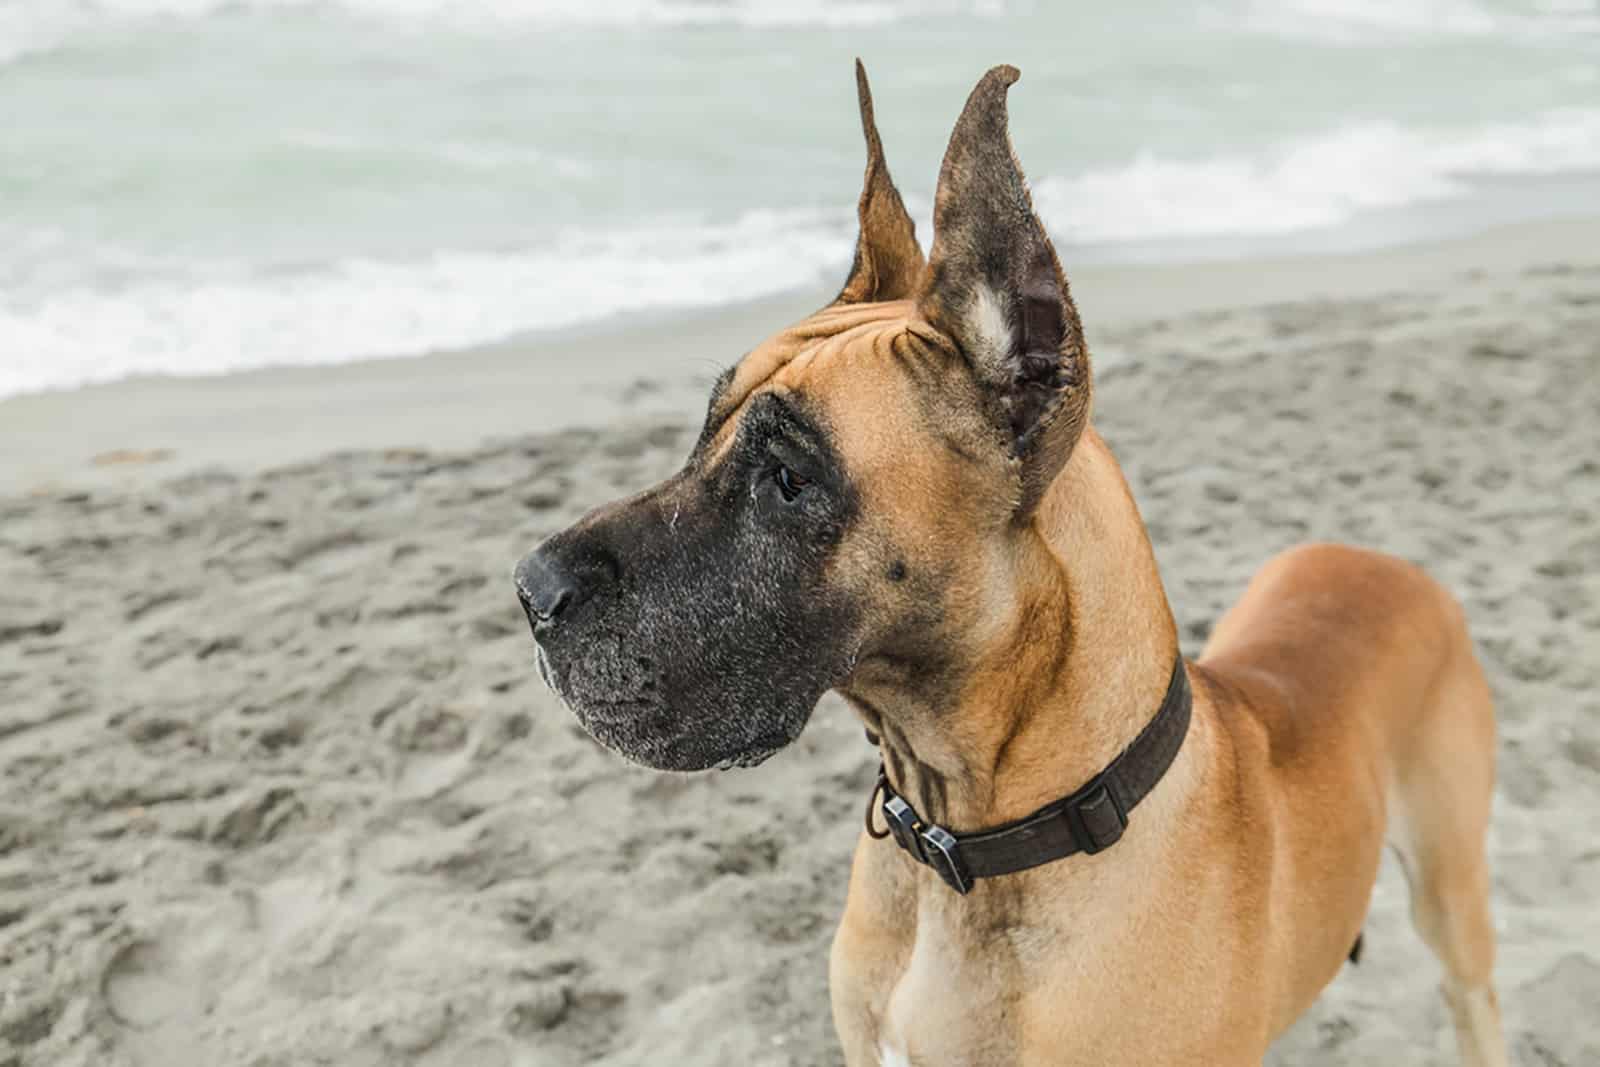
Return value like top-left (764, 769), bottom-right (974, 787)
top-left (883, 794), bottom-right (924, 860)
top-left (883, 794), bottom-right (973, 895)
top-left (919, 824), bottom-right (972, 894)
top-left (1068, 775), bottom-right (1127, 854)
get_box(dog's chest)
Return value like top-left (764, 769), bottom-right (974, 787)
top-left (876, 1039), bottom-right (912, 1067)
top-left (872, 932), bottom-right (1025, 1066)
top-left (876, 1002), bottom-right (996, 1067)
top-left (860, 873), bottom-right (1182, 1066)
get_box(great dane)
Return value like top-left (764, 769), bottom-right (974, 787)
top-left (515, 63), bottom-right (1505, 1066)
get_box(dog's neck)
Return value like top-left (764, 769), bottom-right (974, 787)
top-left (849, 425), bottom-right (1180, 831)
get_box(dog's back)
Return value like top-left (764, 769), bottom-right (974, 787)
top-left (1199, 543), bottom-right (1504, 1063)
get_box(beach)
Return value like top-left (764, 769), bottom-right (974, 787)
top-left (2, 216), bottom-right (1598, 1065)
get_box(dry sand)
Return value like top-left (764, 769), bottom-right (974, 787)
top-left (2, 221), bottom-right (1598, 1066)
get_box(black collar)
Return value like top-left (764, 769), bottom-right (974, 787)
top-left (865, 656), bottom-right (1192, 894)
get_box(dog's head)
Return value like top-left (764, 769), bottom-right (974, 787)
top-left (515, 63), bottom-right (1091, 771)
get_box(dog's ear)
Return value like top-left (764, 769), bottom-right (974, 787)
top-left (917, 65), bottom-right (1090, 519)
top-left (835, 60), bottom-right (925, 305)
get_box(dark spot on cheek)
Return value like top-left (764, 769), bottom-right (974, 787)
top-left (888, 560), bottom-right (907, 582)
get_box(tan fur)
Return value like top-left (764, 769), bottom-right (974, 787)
top-left (706, 295), bottom-right (1506, 1064)
top-left (713, 64), bottom-right (1505, 1065)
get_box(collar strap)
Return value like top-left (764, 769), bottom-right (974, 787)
top-left (868, 656), bottom-right (1192, 895)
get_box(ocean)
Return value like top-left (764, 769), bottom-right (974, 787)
top-left (2, 0), bottom-right (1598, 398)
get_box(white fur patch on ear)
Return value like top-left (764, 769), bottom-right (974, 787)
top-left (967, 283), bottom-right (1014, 368)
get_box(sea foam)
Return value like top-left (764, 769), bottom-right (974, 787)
top-left (0, 209), bottom-right (854, 398)
top-left (1033, 109), bottom-right (1600, 243)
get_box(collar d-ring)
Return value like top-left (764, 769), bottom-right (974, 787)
top-left (863, 765), bottom-right (891, 840)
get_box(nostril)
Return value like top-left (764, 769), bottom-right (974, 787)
top-left (515, 538), bottom-right (621, 627)
top-left (514, 550), bottom-right (582, 625)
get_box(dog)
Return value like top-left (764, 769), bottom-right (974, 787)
top-left (515, 62), bottom-right (1506, 1066)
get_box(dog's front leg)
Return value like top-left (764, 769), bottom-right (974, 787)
top-left (829, 839), bottom-right (910, 1066)
top-left (829, 919), bottom-right (882, 1066)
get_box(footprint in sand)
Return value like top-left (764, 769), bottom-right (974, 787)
top-left (102, 940), bottom-right (193, 1031)
top-left (1513, 954), bottom-right (1600, 1063)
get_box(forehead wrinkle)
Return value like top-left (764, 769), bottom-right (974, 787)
top-left (773, 317), bottom-right (961, 485)
top-left (777, 312), bottom-right (929, 392)
top-left (812, 320), bottom-right (1007, 517)
top-left (774, 329), bottom-right (856, 387)
top-left (703, 302), bottom-right (918, 458)
top-left (803, 333), bottom-right (918, 455)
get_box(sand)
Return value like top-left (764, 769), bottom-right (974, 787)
top-left (1, 220), bottom-right (1598, 1066)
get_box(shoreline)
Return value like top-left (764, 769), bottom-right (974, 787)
top-left (3, 213), bottom-right (1600, 494)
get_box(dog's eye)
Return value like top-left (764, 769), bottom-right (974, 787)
top-left (773, 465), bottom-right (810, 502)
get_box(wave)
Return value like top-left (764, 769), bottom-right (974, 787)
top-left (1240, 0), bottom-right (1600, 42)
top-left (1032, 108), bottom-right (1600, 244)
top-left (0, 210), bottom-right (855, 398)
top-left (333, 0), bottom-right (1018, 27)
top-left (7, 107), bottom-right (1600, 397)
top-left (0, 0), bottom-right (1016, 65)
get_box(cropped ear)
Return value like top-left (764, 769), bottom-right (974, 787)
top-left (917, 65), bottom-right (1090, 518)
top-left (835, 60), bottom-right (925, 305)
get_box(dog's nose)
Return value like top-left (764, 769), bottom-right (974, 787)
top-left (516, 542), bottom-right (621, 627)
top-left (515, 548), bottom-right (582, 624)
